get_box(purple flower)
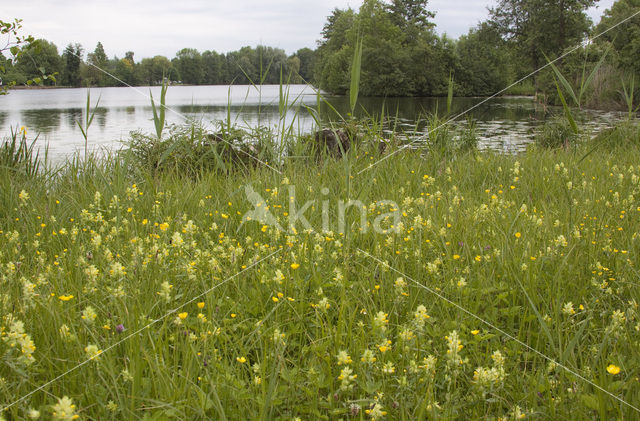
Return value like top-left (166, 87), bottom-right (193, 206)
top-left (115, 324), bottom-right (125, 333)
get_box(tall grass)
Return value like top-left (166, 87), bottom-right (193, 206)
top-left (1, 131), bottom-right (640, 418)
top-left (150, 79), bottom-right (168, 140)
top-left (546, 47), bottom-right (610, 136)
top-left (75, 89), bottom-right (101, 158)
top-left (620, 75), bottom-right (639, 120)
top-left (349, 36), bottom-right (364, 116)
top-left (0, 126), bottom-right (47, 177)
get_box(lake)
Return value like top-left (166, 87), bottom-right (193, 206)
top-left (0, 84), bottom-right (626, 161)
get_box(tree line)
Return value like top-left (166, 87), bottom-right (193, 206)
top-left (1, 0), bottom-right (639, 108)
top-left (315, 0), bottom-right (640, 106)
top-left (0, 41), bottom-right (315, 88)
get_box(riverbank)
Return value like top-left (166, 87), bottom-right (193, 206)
top-left (6, 85), bottom-right (69, 90)
top-left (1, 123), bottom-right (640, 419)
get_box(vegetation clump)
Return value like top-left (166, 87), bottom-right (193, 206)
top-left (125, 123), bottom-right (278, 177)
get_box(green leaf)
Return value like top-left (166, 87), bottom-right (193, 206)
top-left (516, 280), bottom-right (558, 356)
top-left (581, 394), bottom-right (599, 410)
top-left (545, 53), bottom-right (579, 107)
top-left (608, 381), bottom-right (626, 393)
top-left (580, 45), bottom-right (611, 105)
top-left (560, 317), bottom-right (590, 364)
top-left (349, 36), bottom-right (363, 114)
top-left (150, 91), bottom-right (161, 140)
top-left (76, 120), bottom-right (87, 139)
top-left (555, 78), bottom-right (579, 135)
top-left (447, 71), bottom-right (454, 115)
top-left (150, 79), bottom-right (168, 140)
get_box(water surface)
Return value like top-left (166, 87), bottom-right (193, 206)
top-left (0, 85), bottom-right (625, 161)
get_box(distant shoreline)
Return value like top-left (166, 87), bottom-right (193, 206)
top-left (8, 85), bottom-right (68, 90)
top-left (5, 84), bottom-right (535, 99)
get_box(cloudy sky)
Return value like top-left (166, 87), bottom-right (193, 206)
top-left (3, 0), bottom-right (617, 59)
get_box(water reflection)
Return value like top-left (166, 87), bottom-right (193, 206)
top-left (21, 109), bottom-right (61, 135)
top-left (66, 108), bottom-right (82, 129)
top-left (95, 108), bottom-right (108, 129)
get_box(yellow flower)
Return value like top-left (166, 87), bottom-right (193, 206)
top-left (290, 263), bottom-right (300, 270)
top-left (453, 254), bottom-right (461, 260)
top-left (85, 344), bottom-right (102, 360)
top-left (607, 364), bottom-right (621, 375)
top-left (336, 350), bottom-right (352, 365)
top-left (197, 302), bottom-right (205, 309)
top-left (471, 330), bottom-right (480, 335)
top-left (159, 222), bottom-right (169, 231)
top-left (515, 232), bottom-right (522, 238)
top-left (178, 312), bottom-right (188, 320)
top-left (58, 295), bottom-right (74, 301)
top-left (272, 296), bottom-right (279, 302)
top-left (18, 190), bottom-right (30, 203)
top-left (237, 356), bottom-right (247, 364)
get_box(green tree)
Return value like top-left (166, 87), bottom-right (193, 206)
top-left (172, 48), bottom-right (204, 84)
top-left (86, 42), bottom-right (110, 86)
top-left (596, 0), bottom-right (640, 74)
top-left (202, 50), bottom-right (226, 84)
top-left (357, 0), bottom-right (409, 96)
top-left (14, 39), bottom-right (62, 86)
top-left (315, 8), bottom-right (357, 94)
top-left (489, 0), bottom-right (597, 79)
top-left (226, 46), bottom-right (258, 84)
top-left (291, 48), bottom-right (315, 83)
top-left (456, 23), bottom-right (511, 95)
top-left (286, 55), bottom-right (302, 83)
top-left (0, 18), bottom-right (35, 93)
top-left (113, 51), bottom-right (137, 86)
top-left (138, 55), bottom-right (176, 85)
top-left (316, 0), bottom-right (448, 96)
top-left (387, 0), bottom-right (435, 44)
top-left (61, 43), bottom-right (83, 87)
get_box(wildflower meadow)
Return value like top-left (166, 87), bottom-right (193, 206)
top-left (1, 127), bottom-right (640, 419)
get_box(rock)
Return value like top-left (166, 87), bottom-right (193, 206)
top-left (206, 133), bottom-right (225, 144)
top-left (314, 128), bottom-right (350, 157)
top-left (378, 140), bottom-right (388, 154)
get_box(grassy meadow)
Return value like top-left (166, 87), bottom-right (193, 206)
top-left (1, 119), bottom-right (640, 420)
